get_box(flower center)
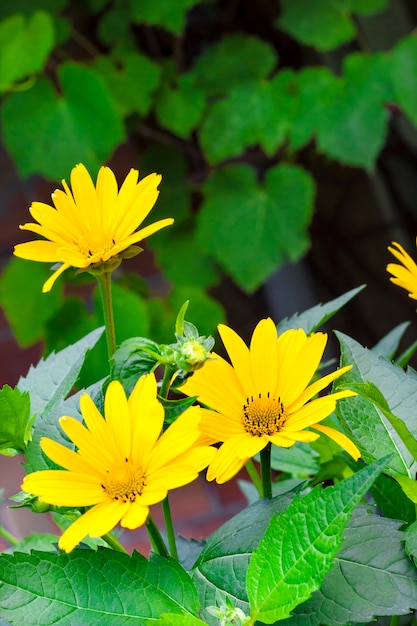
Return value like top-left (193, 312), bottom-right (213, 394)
top-left (77, 235), bottom-right (116, 260)
top-left (242, 394), bottom-right (287, 436)
top-left (101, 460), bottom-right (146, 503)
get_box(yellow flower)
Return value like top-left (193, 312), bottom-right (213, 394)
top-left (14, 163), bottom-right (173, 292)
top-left (387, 241), bottom-right (417, 299)
top-left (180, 318), bottom-right (360, 483)
top-left (22, 373), bottom-right (214, 552)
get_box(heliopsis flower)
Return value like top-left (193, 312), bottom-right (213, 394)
top-left (22, 373), bottom-right (214, 552)
top-left (180, 318), bottom-right (360, 483)
top-left (387, 240), bottom-right (417, 299)
top-left (14, 163), bottom-right (173, 292)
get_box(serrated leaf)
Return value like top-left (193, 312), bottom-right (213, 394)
top-left (269, 441), bottom-right (319, 476)
top-left (17, 327), bottom-right (104, 420)
top-left (0, 549), bottom-right (200, 624)
top-left (155, 75), bottom-right (205, 138)
top-left (189, 34), bottom-right (276, 95)
top-left (198, 163), bottom-right (314, 292)
top-left (93, 52), bottom-right (160, 117)
top-left (192, 493), bottom-right (297, 624)
top-left (159, 396), bottom-right (198, 425)
top-left (372, 321), bottom-right (410, 359)
top-left (335, 332), bottom-right (417, 477)
top-left (0, 385), bottom-right (31, 456)
top-left (154, 616), bottom-right (206, 625)
top-left (5, 533), bottom-right (59, 554)
top-left (0, 11), bottom-right (54, 91)
top-left (282, 505), bottom-right (417, 625)
top-left (199, 70), bottom-right (296, 164)
top-left (0, 257), bottom-right (62, 347)
top-left (247, 458), bottom-right (388, 623)
top-left (2, 62), bottom-right (124, 179)
top-left (277, 285), bottom-right (365, 334)
top-left (129, 0), bottom-right (201, 34)
top-left (404, 520), bottom-right (417, 560)
top-left (391, 34), bottom-right (417, 127)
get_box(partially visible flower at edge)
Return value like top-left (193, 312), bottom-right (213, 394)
top-left (14, 163), bottom-right (173, 292)
top-left (22, 373), bottom-right (214, 552)
top-left (387, 240), bottom-right (417, 300)
top-left (180, 318), bottom-right (360, 484)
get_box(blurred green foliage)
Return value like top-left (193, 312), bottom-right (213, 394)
top-left (0, 0), bottom-right (416, 383)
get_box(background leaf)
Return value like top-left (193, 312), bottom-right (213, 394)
top-left (0, 386), bottom-right (31, 456)
top-left (197, 163), bottom-right (315, 292)
top-left (2, 62), bottom-right (124, 179)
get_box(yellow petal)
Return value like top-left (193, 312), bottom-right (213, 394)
top-left (312, 423), bottom-right (361, 460)
top-left (40, 438), bottom-right (99, 475)
top-left (70, 163), bottom-right (100, 232)
top-left (235, 434), bottom-right (268, 459)
top-left (198, 407), bottom-right (245, 442)
top-left (268, 433), bottom-right (297, 448)
top-left (249, 318), bottom-right (279, 398)
top-left (104, 380), bottom-right (131, 461)
top-left (218, 323), bottom-right (255, 397)
top-left (59, 416), bottom-right (112, 473)
top-left (58, 500), bottom-right (128, 552)
top-left (148, 465), bottom-right (199, 490)
top-left (79, 393), bottom-right (116, 466)
top-left (148, 407), bottom-right (201, 471)
top-left (206, 434), bottom-right (250, 483)
top-left (42, 263), bottom-right (70, 293)
top-left (128, 373), bottom-right (164, 466)
top-left (181, 353), bottom-right (244, 420)
top-left (114, 174), bottom-right (161, 240)
top-left (96, 166), bottom-right (119, 233)
top-left (14, 239), bottom-right (61, 262)
top-left (22, 470), bottom-right (105, 507)
top-left (120, 500), bottom-right (149, 530)
top-left (288, 365), bottom-right (353, 413)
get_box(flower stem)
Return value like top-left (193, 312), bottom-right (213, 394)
top-left (96, 271), bottom-right (117, 359)
top-left (389, 617), bottom-right (400, 626)
top-left (260, 443), bottom-right (272, 499)
top-left (162, 496), bottom-right (179, 560)
top-left (159, 364), bottom-right (176, 400)
top-left (102, 532), bottom-right (128, 554)
top-left (245, 458), bottom-right (263, 497)
top-left (0, 525), bottom-right (19, 546)
top-left (146, 514), bottom-right (169, 557)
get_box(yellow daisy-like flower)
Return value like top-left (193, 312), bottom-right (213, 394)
top-left (14, 163), bottom-right (173, 292)
top-left (22, 373), bottom-right (214, 553)
top-left (180, 318), bottom-right (360, 484)
top-left (387, 240), bottom-right (417, 300)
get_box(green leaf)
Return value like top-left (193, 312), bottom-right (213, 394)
top-left (2, 62), bottom-right (125, 180)
top-left (0, 549), bottom-right (200, 624)
top-left (288, 67), bottom-right (340, 151)
top-left (17, 327), bottom-right (104, 420)
top-left (277, 0), bottom-right (387, 52)
top-left (0, 257), bottom-right (62, 347)
top-left (393, 474), bottom-right (417, 504)
top-left (282, 505), bottom-right (417, 625)
top-left (404, 520), bottom-right (417, 561)
top-left (198, 163), bottom-right (315, 292)
top-left (247, 458), bottom-right (388, 623)
top-left (156, 74), bottom-right (206, 138)
top-left (0, 0), bottom-right (67, 17)
top-left (0, 386), bottom-right (31, 456)
top-left (159, 395), bottom-right (198, 425)
top-left (192, 492), bottom-right (298, 623)
top-left (93, 52), bottom-right (161, 117)
top-left (269, 442), bottom-right (320, 476)
top-left (369, 472), bottom-right (416, 524)
top-left (335, 332), bottom-right (417, 477)
top-left (168, 287), bottom-right (225, 339)
top-left (277, 284), bottom-right (365, 334)
top-left (391, 34), bottom-right (417, 128)
top-left (154, 615), bottom-right (206, 625)
top-left (5, 533), bottom-right (59, 554)
top-left (190, 33), bottom-right (276, 95)
top-left (371, 321), bottom-right (410, 359)
top-left (317, 53), bottom-right (392, 169)
top-left (111, 337), bottom-right (162, 395)
top-left (152, 221), bottom-right (220, 289)
top-left (0, 11), bottom-right (54, 91)
top-left (199, 70), bottom-right (297, 163)
top-left (129, 0), bottom-right (201, 34)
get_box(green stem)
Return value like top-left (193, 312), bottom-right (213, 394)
top-left (159, 364), bottom-right (176, 400)
top-left (245, 458), bottom-right (263, 497)
top-left (162, 496), bottom-right (178, 560)
top-left (389, 617), bottom-right (401, 626)
top-left (260, 443), bottom-right (272, 499)
top-left (102, 532), bottom-right (129, 554)
top-left (96, 271), bottom-right (117, 359)
top-left (0, 525), bottom-right (19, 546)
top-left (146, 514), bottom-right (169, 557)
